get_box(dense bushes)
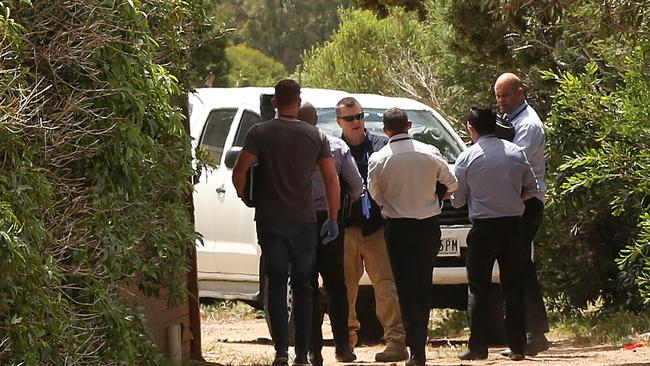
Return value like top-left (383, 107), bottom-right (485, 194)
top-left (542, 42), bottom-right (650, 309)
top-left (0, 0), bottom-right (219, 363)
top-left (302, 0), bottom-right (650, 309)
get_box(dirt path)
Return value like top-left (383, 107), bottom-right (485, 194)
top-left (200, 317), bottom-right (650, 366)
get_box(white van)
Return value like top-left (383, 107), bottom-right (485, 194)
top-left (188, 87), bottom-right (503, 342)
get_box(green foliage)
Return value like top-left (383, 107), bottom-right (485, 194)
top-left (301, 9), bottom-right (431, 97)
top-left (542, 37), bottom-right (650, 308)
top-left (301, 0), bottom-right (650, 310)
top-left (211, 0), bottom-right (350, 71)
top-left (550, 306), bottom-right (650, 345)
top-left (428, 309), bottom-right (468, 338)
top-left (200, 300), bottom-right (262, 321)
top-left (352, 0), bottom-right (427, 19)
top-left (226, 44), bottom-right (287, 86)
top-left (1, 0), bottom-right (221, 363)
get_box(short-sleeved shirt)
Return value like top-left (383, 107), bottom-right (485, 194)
top-left (311, 133), bottom-right (363, 213)
top-left (242, 118), bottom-right (332, 224)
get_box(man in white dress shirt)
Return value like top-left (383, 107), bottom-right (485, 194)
top-left (367, 107), bottom-right (457, 366)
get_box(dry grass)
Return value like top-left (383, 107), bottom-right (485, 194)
top-left (200, 300), bottom-right (262, 322)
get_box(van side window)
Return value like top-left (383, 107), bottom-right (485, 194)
top-left (201, 108), bottom-right (237, 164)
top-left (233, 110), bottom-right (262, 147)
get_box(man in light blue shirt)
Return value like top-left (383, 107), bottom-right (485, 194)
top-left (299, 102), bottom-right (363, 365)
top-left (452, 106), bottom-right (538, 361)
top-left (495, 73), bottom-right (550, 356)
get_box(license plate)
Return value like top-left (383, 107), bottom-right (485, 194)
top-left (438, 238), bottom-right (460, 257)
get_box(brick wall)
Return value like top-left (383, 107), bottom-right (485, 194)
top-left (121, 284), bottom-right (192, 359)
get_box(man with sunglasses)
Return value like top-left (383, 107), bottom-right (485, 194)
top-left (336, 97), bottom-right (408, 363)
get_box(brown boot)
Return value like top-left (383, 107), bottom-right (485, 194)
top-left (375, 345), bottom-right (409, 362)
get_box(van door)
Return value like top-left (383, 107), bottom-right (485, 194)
top-left (194, 107), bottom-right (238, 281)
top-left (209, 109), bottom-right (263, 287)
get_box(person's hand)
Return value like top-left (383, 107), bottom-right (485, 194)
top-left (320, 219), bottom-right (339, 245)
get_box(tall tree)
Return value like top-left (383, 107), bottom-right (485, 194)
top-left (352, 0), bottom-right (427, 19)
top-left (211, 0), bottom-right (351, 71)
top-left (226, 44), bottom-right (287, 86)
top-left (300, 9), bottom-right (438, 103)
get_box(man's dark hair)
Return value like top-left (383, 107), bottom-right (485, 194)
top-left (467, 106), bottom-right (497, 135)
top-left (383, 107), bottom-right (409, 133)
top-left (274, 79), bottom-right (301, 106)
top-left (335, 96), bottom-right (360, 117)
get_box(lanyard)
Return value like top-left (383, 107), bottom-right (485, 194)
top-left (390, 136), bottom-right (411, 144)
top-left (506, 102), bottom-right (528, 123)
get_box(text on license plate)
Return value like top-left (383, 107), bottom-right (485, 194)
top-left (438, 238), bottom-right (460, 257)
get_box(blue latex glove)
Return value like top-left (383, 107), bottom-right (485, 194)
top-left (361, 192), bottom-right (371, 219)
top-left (320, 218), bottom-right (339, 245)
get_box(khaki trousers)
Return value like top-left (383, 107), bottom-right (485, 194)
top-left (344, 226), bottom-right (406, 348)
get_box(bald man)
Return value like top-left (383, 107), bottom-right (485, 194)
top-left (299, 102), bottom-right (363, 365)
top-left (494, 73), bottom-right (549, 356)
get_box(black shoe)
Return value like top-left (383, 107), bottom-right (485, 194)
top-left (501, 345), bottom-right (542, 357)
top-left (292, 356), bottom-right (310, 366)
top-left (457, 350), bottom-right (488, 360)
top-left (501, 334), bottom-right (550, 357)
top-left (509, 352), bottom-right (525, 361)
top-left (335, 348), bottom-right (356, 362)
top-left (405, 353), bottom-right (426, 366)
top-left (308, 351), bottom-right (323, 366)
top-left (271, 355), bottom-right (289, 366)
top-left (526, 333), bottom-right (550, 355)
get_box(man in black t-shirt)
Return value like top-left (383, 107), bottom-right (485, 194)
top-left (336, 97), bottom-right (408, 363)
top-left (233, 80), bottom-right (341, 366)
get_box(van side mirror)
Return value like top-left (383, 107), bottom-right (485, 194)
top-left (224, 146), bottom-right (242, 169)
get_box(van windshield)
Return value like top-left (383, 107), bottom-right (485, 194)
top-left (316, 108), bottom-right (464, 163)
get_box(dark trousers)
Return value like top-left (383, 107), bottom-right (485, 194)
top-left (257, 222), bottom-right (317, 359)
top-left (310, 212), bottom-right (350, 355)
top-left (522, 198), bottom-right (550, 334)
top-left (384, 216), bottom-right (440, 356)
top-left (467, 217), bottom-right (527, 354)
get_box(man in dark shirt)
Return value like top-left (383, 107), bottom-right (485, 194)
top-left (336, 97), bottom-right (408, 363)
top-left (233, 80), bottom-right (341, 366)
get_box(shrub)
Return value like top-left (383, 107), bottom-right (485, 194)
top-left (0, 0), bottom-right (221, 363)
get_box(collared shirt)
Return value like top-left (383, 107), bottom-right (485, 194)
top-left (343, 130), bottom-right (388, 235)
top-left (451, 134), bottom-right (538, 220)
top-left (508, 101), bottom-right (546, 202)
top-left (312, 133), bottom-right (364, 212)
top-left (368, 133), bottom-right (458, 219)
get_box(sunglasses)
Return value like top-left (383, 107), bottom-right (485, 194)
top-left (337, 112), bottom-right (364, 122)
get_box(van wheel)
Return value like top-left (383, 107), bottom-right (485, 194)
top-left (261, 274), bottom-right (295, 346)
top-left (355, 286), bottom-right (384, 345)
